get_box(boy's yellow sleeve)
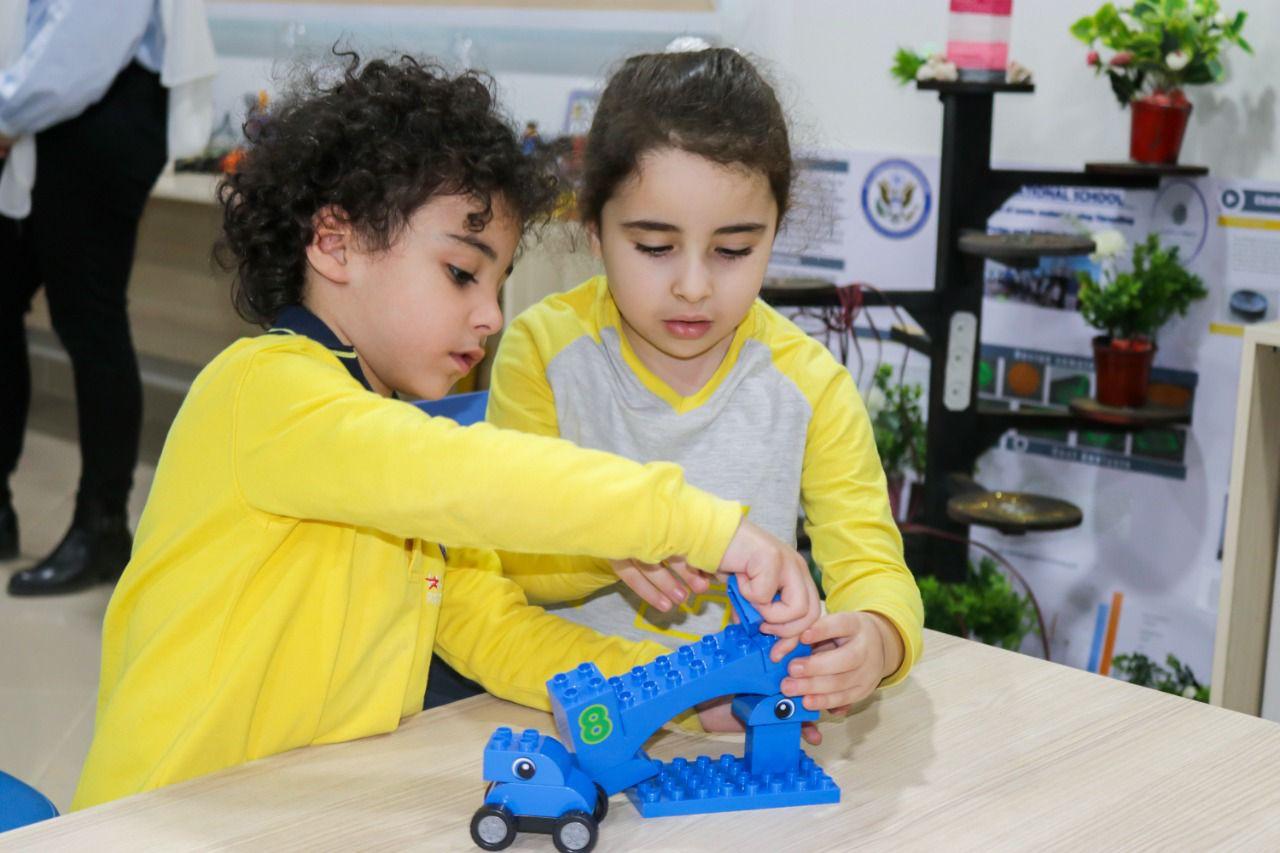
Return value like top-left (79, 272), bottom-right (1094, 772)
top-left (486, 313), bottom-right (622, 602)
top-left (232, 344), bottom-right (742, 572)
top-left (435, 548), bottom-right (668, 708)
top-left (801, 368), bottom-right (924, 686)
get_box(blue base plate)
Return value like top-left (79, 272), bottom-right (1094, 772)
top-left (623, 753), bottom-right (839, 817)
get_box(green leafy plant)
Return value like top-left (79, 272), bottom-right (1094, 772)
top-left (890, 47), bottom-right (930, 85)
top-left (1111, 652), bottom-right (1209, 701)
top-left (870, 364), bottom-right (926, 479)
top-left (918, 557), bottom-right (1038, 652)
top-left (1071, 0), bottom-right (1252, 106)
top-left (1077, 233), bottom-right (1208, 342)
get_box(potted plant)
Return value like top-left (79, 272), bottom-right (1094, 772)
top-left (1071, 1), bottom-right (1251, 164)
top-left (1111, 652), bottom-right (1209, 701)
top-left (918, 557), bottom-right (1042, 654)
top-left (1077, 232), bottom-right (1207, 407)
top-left (869, 364), bottom-right (927, 521)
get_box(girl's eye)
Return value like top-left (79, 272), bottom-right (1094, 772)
top-left (635, 243), bottom-right (672, 257)
top-left (717, 247), bottom-right (753, 259)
top-left (447, 264), bottom-right (477, 286)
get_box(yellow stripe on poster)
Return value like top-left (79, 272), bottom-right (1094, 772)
top-left (1218, 215), bottom-right (1280, 231)
top-left (1209, 322), bottom-right (1245, 337)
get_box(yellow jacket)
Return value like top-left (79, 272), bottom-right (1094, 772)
top-left (73, 327), bottom-right (739, 809)
top-left (488, 276), bottom-right (923, 683)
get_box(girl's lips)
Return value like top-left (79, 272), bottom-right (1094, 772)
top-left (450, 352), bottom-right (479, 372)
top-left (663, 319), bottom-right (713, 340)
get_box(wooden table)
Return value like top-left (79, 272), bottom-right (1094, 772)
top-left (8, 631), bottom-right (1280, 851)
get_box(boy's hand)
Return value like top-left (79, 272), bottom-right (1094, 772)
top-left (780, 611), bottom-right (905, 723)
top-left (717, 519), bottom-right (821, 659)
top-left (610, 558), bottom-right (710, 612)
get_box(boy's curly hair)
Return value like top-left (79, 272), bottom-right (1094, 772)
top-left (216, 52), bottom-right (559, 326)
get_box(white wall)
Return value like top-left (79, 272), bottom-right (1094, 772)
top-left (716, 0), bottom-right (1278, 179)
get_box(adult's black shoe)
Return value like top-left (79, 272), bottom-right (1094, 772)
top-left (7, 504), bottom-right (131, 596)
top-left (0, 504), bottom-right (17, 561)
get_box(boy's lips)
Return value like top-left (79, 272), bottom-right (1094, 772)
top-left (449, 348), bottom-right (485, 372)
top-left (663, 317), bottom-right (713, 340)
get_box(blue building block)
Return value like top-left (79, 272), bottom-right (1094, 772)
top-left (624, 752), bottom-right (840, 817)
top-left (731, 692), bottom-right (820, 777)
top-left (548, 621), bottom-right (810, 795)
top-left (473, 575), bottom-right (840, 853)
top-left (473, 727), bottom-right (606, 852)
top-left (481, 727), bottom-right (598, 818)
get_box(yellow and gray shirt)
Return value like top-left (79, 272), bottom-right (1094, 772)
top-left (73, 305), bottom-right (742, 809)
top-left (489, 276), bottom-right (923, 683)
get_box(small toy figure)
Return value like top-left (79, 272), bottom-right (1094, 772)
top-left (521, 121), bottom-right (542, 156)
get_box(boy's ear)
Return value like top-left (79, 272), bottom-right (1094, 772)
top-left (305, 206), bottom-right (354, 284)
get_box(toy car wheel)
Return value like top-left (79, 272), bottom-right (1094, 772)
top-left (552, 809), bottom-right (598, 853)
top-left (593, 783), bottom-right (609, 822)
top-left (470, 803), bottom-right (517, 851)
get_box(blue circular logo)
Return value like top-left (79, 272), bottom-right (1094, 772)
top-left (1221, 189), bottom-right (1242, 209)
top-left (861, 159), bottom-right (932, 239)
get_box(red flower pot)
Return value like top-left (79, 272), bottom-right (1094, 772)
top-left (1093, 336), bottom-right (1156, 408)
top-left (1129, 90), bottom-right (1192, 165)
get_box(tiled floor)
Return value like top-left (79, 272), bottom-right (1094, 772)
top-left (0, 428), bottom-right (155, 813)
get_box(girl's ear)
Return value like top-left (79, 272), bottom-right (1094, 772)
top-left (305, 206), bottom-right (354, 284)
top-left (586, 220), bottom-right (603, 260)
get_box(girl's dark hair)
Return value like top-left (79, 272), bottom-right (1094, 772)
top-left (216, 52), bottom-right (559, 326)
top-left (579, 48), bottom-right (792, 229)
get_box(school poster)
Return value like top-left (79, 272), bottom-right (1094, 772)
top-left (776, 150), bottom-right (1280, 688)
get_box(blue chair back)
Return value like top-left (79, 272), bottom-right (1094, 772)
top-left (0, 771), bottom-right (58, 833)
top-left (413, 390), bottom-right (489, 427)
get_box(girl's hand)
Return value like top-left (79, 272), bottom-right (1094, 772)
top-left (780, 611), bottom-right (905, 719)
top-left (609, 557), bottom-right (710, 612)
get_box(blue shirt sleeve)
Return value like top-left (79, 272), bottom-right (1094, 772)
top-left (0, 0), bottom-right (158, 138)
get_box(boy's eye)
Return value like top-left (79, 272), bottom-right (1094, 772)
top-left (717, 247), bottom-right (753, 259)
top-left (447, 264), bottom-right (477, 286)
top-left (635, 243), bottom-right (672, 257)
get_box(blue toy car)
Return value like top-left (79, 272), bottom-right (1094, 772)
top-left (471, 727), bottom-right (608, 853)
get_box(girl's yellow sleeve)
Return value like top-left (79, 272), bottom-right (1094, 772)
top-left (801, 367), bottom-right (924, 686)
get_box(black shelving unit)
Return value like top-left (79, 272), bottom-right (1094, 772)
top-left (763, 81), bottom-right (1202, 581)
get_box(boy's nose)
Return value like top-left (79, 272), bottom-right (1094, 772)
top-left (474, 297), bottom-right (504, 334)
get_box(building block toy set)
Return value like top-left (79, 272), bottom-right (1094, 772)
top-left (469, 576), bottom-right (840, 852)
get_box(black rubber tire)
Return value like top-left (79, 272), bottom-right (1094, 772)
top-left (593, 783), bottom-right (609, 822)
top-left (470, 803), bottom-right (517, 851)
top-left (552, 809), bottom-right (598, 853)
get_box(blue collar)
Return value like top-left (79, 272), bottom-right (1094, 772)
top-left (268, 305), bottom-right (373, 392)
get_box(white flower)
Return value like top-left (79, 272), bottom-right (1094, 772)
top-left (916, 64), bottom-right (936, 81)
top-left (1007, 60), bottom-right (1033, 84)
top-left (1089, 229), bottom-right (1128, 261)
top-left (1214, 11), bottom-right (1229, 26)
top-left (1166, 50), bottom-right (1190, 71)
top-left (931, 59), bottom-right (959, 82)
top-left (1182, 685), bottom-right (1197, 699)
